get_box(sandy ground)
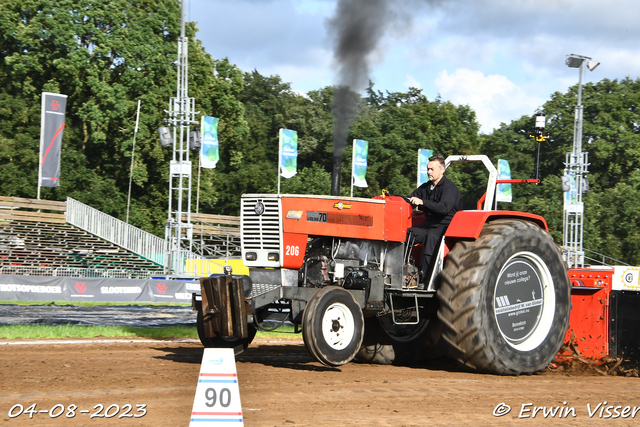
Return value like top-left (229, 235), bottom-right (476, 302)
top-left (1, 337), bottom-right (640, 426)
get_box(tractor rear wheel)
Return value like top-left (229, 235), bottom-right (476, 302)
top-left (302, 286), bottom-right (364, 366)
top-left (437, 219), bottom-right (571, 375)
top-left (196, 308), bottom-right (256, 351)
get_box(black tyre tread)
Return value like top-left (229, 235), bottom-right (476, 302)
top-left (302, 289), bottom-right (323, 362)
top-left (437, 219), bottom-right (571, 375)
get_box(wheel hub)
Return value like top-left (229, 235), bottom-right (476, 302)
top-left (494, 255), bottom-right (547, 347)
top-left (321, 303), bottom-right (355, 350)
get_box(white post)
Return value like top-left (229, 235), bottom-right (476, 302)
top-left (37, 94), bottom-right (46, 200)
top-left (196, 116), bottom-right (202, 214)
top-left (277, 128), bottom-right (283, 194)
top-left (417, 148), bottom-right (420, 188)
top-left (350, 139), bottom-right (356, 197)
top-left (126, 99), bottom-right (141, 224)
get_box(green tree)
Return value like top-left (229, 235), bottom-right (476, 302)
top-left (482, 77), bottom-right (640, 263)
top-left (0, 0), bottom-right (248, 234)
top-left (347, 86), bottom-right (482, 204)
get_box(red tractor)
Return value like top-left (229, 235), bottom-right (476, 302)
top-left (194, 155), bottom-right (571, 375)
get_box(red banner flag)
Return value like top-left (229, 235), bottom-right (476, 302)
top-left (39, 93), bottom-right (68, 188)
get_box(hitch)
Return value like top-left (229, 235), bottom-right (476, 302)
top-left (199, 274), bottom-right (249, 339)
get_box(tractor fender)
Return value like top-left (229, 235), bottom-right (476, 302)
top-left (445, 210), bottom-right (548, 240)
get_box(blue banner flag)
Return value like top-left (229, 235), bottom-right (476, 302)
top-left (279, 129), bottom-right (298, 179)
top-left (352, 139), bottom-right (368, 188)
top-left (496, 159), bottom-right (512, 203)
top-left (417, 149), bottom-right (433, 186)
top-left (200, 116), bottom-right (220, 169)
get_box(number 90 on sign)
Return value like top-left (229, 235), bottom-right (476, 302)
top-left (205, 388), bottom-right (231, 408)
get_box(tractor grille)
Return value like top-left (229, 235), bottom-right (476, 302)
top-left (241, 197), bottom-right (281, 251)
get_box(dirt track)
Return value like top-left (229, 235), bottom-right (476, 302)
top-left (1, 337), bottom-right (640, 426)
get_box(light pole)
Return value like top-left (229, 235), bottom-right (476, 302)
top-left (158, 0), bottom-right (200, 276)
top-left (563, 54), bottom-right (599, 268)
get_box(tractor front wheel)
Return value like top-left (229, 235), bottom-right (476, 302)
top-left (302, 286), bottom-right (364, 366)
top-left (437, 219), bottom-right (571, 375)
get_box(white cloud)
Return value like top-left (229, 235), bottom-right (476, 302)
top-left (435, 69), bottom-right (545, 133)
top-left (404, 74), bottom-right (421, 89)
top-left (190, 0), bottom-right (640, 132)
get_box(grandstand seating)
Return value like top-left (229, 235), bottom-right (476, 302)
top-left (0, 196), bottom-right (164, 275)
top-left (191, 212), bottom-right (241, 258)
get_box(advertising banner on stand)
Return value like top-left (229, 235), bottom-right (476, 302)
top-left (0, 275), bottom-right (200, 303)
top-left (200, 116), bottom-right (220, 169)
top-left (417, 149), bottom-right (433, 186)
top-left (496, 159), bottom-right (513, 203)
top-left (352, 139), bottom-right (369, 188)
top-left (39, 93), bottom-right (68, 188)
top-left (279, 128), bottom-right (298, 179)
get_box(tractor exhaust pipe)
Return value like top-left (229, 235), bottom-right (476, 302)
top-left (331, 156), bottom-right (342, 196)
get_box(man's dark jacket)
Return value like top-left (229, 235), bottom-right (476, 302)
top-left (409, 175), bottom-right (463, 226)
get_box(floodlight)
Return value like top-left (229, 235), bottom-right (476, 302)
top-left (158, 126), bottom-right (172, 148)
top-left (587, 60), bottom-right (600, 72)
top-left (189, 130), bottom-right (201, 151)
top-left (566, 55), bottom-right (585, 68)
top-left (535, 113), bottom-right (546, 130)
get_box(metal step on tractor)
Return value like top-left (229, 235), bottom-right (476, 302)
top-left (192, 155), bottom-right (571, 376)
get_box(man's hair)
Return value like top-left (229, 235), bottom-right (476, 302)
top-left (429, 154), bottom-right (446, 169)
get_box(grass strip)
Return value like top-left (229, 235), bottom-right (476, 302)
top-left (0, 324), bottom-right (301, 340)
top-left (0, 324), bottom-right (198, 340)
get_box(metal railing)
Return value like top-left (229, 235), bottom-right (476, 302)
top-left (66, 197), bottom-right (165, 266)
top-left (0, 266), bottom-right (158, 279)
top-left (192, 219), bottom-right (241, 259)
top-left (182, 252), bottom-right (226, 276)
top-left (584, 249), bottom-right (630, 267)
top-left (65, 197), bottom-right (233, 276)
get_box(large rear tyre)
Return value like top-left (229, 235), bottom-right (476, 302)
top-left (437, 219), bottom-right (571, 375)
top-left (196, 308), bottom-right (257, 351)
top-left (302, 286), bottom-right (364, 367)
top-left (355, 316), bottom-right (443, 365)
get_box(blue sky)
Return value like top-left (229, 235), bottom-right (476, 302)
top-left (187, 0), bottom-right (640, 133)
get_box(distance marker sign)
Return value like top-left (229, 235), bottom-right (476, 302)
top-left (189, 348), bottom-right (244, 426)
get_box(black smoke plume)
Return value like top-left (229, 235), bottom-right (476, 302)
top-left (327, 0), bottom-right (398, 195)
top-left (327, 0), bottom-right (392, 159)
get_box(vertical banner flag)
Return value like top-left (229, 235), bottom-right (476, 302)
top-left (496, 159), bottom-right (513, 203)
top-left (417, 149), bottom-right (433, 186)
top-left (200, 116), bottom-right (220, 169)
top-left (39, 93), bottom-right (68, 187)
top-left (279, 128), bottom-right (298, 178)
top-left (352, 139), bottom-right (369, 188)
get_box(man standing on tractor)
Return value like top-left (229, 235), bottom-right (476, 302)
top-left (407, 154), bottom-right (463, 287)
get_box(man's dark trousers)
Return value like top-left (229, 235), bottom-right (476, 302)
top-left (408, 220), bottom-right (447, 282)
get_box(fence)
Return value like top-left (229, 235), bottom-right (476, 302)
top-left (584, 249), bottom-right (630, 267)
top-left (66, 197), bottom-right (165, 265)
top-left (65, 197), bottom-right (230, 276)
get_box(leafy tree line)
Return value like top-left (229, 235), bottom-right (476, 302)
top-left (0, 0), bottom-right (638, 264)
